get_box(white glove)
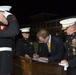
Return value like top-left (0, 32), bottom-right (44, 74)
top-left (3, 11), bottom-right (12, 18)
top-left (59, 63), bottom-right (69, 70)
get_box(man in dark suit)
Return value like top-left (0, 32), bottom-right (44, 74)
top-left (16, 27), bottom-right (35, 58)
top-left (36, 28), bottom-right (65, 62)
top-left (59, 18), bottom-right (76, 75)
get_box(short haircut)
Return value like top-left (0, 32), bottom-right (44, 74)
top-left (37, 28), bottom-right (49, 39)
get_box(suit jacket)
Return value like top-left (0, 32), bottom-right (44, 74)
top-left (38, 35), bottom-right (65, 62)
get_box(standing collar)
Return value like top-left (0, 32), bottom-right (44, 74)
top-left (48, 35), bottom-right (51, 43)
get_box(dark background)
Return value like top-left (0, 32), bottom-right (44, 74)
top-left (1, 0), bottom-right (76, 25)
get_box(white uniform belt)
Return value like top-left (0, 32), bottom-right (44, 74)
top-left (0, 47), bottom-right (12, 51)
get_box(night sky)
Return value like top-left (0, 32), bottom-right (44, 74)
top-left (0, 0), bottom-right (76, 25)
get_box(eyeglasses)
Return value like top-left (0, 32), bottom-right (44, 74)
top-left (38, 36), bottom-right (49, 43)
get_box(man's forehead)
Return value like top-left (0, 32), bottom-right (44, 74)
top-left (39, 36), bottom-right (44, 39)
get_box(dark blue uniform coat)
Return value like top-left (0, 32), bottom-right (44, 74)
top-left (64, 33), bottom-right (76, 75)
top-left (0, 15), bottom-right (19, 75)
top-left (16, 38), bottom-right (35, 58)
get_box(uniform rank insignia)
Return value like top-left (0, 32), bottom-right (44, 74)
top-left (12, 15), bottom-right (17, 20)
top-left (71, 38), bottom-right (76, 55)
top-left (71, 38), bottom-right (76, 47)
top-left (0, 26), bottom-right (7, 30)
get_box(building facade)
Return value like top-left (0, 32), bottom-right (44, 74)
top-left (21, 13), bottom-right (76, 41)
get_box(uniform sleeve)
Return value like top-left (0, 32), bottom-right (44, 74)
top-left (16, 40), bottom-right (24, 56)
top-left (68, 57), bottom-right (76, 68)
top-left (0, 15), bottom-right (20, 37)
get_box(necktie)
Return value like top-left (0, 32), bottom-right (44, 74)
top-left (47, 42), bottom-right (51, 52)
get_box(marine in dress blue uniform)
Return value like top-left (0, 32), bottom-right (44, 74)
top-left (59, 18), bottom-right (76, 75)
top-left (0, 5), bottom-right (19, 75)
top-left (16, 27), bottom-right (35, 58)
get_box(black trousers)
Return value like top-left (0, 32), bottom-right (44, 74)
top-left (67, 67), bottom-right (76, 75)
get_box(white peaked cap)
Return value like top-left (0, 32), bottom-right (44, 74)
top-left (20, 27), bottom-right (30, 32)
top-left (59, 18), bottom-right (76, 30)
top-left (0, 5), bottom-right (12, 11)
